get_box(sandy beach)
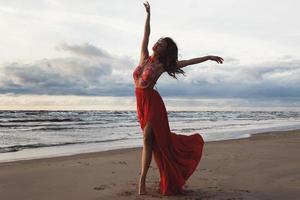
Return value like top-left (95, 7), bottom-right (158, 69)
top-left (0, 130), bottom-right (299, 200)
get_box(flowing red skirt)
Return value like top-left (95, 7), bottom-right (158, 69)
top-left (135, 87), bottom-right (204, 195)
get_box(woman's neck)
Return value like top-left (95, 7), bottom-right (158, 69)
top-left (150, 53), bottom-right (159, 62)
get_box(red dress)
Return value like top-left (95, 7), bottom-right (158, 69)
top-left (133, 57), bottom-right (204, 195)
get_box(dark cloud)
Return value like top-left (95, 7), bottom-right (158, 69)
top-left (157, 58), bottom-right (300, 98)
top-left (158, 82), bottom-right (300, 98)
top-left (1, 43), bottom-right (300, 98)
top-left (0, 44), bottom-right (134, 96)
top-left (57, 43), bottom-right (112, 59)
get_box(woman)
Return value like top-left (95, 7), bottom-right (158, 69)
top-left (133, 1), bottom-right (224, 196)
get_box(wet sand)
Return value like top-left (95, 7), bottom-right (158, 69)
top-left (0, 130), bottom-right (299, 200)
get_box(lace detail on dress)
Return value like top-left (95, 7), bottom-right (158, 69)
top-left (133, 56), bottom-right (160, 88)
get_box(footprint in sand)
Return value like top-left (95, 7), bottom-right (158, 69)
top-left (117, 191), bottom-right (134, 196)
top-left (235, 189), bottom-right (251, 193)
top-left (112, 161), bottom-right (127, 165)
top-left (93, 184), bottom-right (109, 190)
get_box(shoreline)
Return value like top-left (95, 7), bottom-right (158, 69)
top-left (1, 128), bottom-right (300, 165)
top-left (0, 129), bottom-right (299, 199)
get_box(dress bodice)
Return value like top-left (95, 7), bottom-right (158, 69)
top-left (133, 56), bottom-right (162, 88)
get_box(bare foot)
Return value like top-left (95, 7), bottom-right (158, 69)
top-left (138, 177), bottom-right (146, 195)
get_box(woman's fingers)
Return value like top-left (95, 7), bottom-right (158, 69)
top-left (216, 56), bottom-right (223, 64)
top-left (144, 1), bottom-right (150, 8)
top-left (217, 59), bottom-right (223, 64)
top-left (220, 57), bottom-right (224, 63)
top-left (212, 56), bottom-right (224, 64)
top-left (143, 1), bottom-right (150, 13)
top-left (209, 56), bottom-right (224, 64)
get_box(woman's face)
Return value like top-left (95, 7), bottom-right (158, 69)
top-left (152, 38), bottom-right (167, 55)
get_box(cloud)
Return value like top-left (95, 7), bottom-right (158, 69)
top-left (1, 43), bottom-right (300, 98)
top-left (0, 43), bottom-right (135, 96)
top-left (157, 58), bottom-right (300, 98)
top-left (57, 43), bottom-right (112, 59)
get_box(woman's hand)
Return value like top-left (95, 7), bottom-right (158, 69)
top-left (143, 1), bottom-right (150, 14)
top-left (209, 56), bottom-right (224, 64)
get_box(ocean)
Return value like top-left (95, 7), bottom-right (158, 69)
top-left (1, 110), bottom-right (300, 163)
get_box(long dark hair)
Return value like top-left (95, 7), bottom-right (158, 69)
top-left (158, 37), bottom-right (185, 79)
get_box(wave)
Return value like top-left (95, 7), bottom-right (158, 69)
top-left (171, 123), bottom-right (254, 132)
top-left (1, 118), bottom-right (82, 123)
top-left (0, 138), bottom-right (129, 153)
top-left (29, 127), bottom-right (85, 131)
top-left (0, 123), bottom-right (138, 131)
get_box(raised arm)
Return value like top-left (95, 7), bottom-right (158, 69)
top-left (139, 1), bottom-right (151, 65)
top-left (177, 55), bottom-right (224, 69)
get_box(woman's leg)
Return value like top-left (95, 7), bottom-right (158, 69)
top-left (139, 122), bottom-right (154, 195)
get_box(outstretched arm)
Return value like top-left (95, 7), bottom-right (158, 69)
top-left (139, 1), bottom-right (151, 65)
top-left (177, 55), bottom-right (224, 69)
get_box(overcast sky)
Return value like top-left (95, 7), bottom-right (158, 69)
top-left (0, 0), bottom-right (299, 109)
